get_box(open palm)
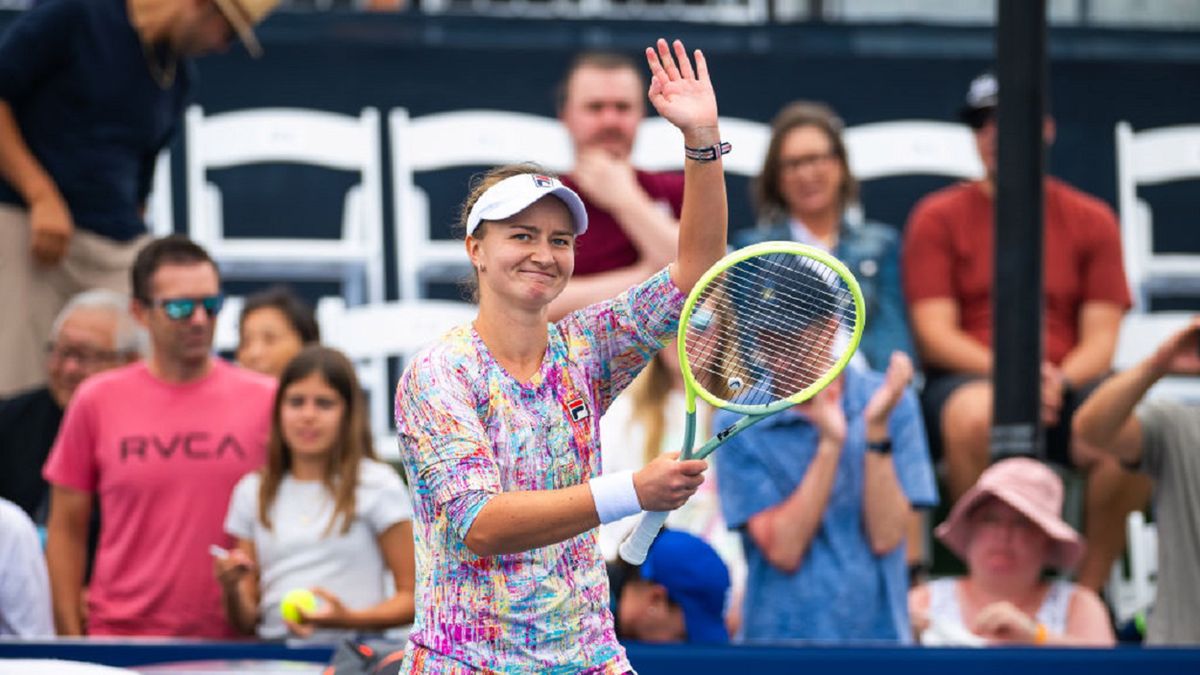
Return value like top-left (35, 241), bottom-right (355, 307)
top-left (645, 39), bottom-right (719, 134)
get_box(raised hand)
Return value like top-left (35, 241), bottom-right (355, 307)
top-left (644, 39), bottom-right (718, 138)
top-left (863, 352), bottom-right (913, 432)
top-left (796, 375), bottom-right (847, 445)
top-left (1150, 317), bottom-right (1200, 376)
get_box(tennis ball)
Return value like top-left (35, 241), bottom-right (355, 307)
top-left (280, 588), bottom-right (318, 624)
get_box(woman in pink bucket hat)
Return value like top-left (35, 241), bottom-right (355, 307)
top-left (909, 458), bottom-right (1114, 646)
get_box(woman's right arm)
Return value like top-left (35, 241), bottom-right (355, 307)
top-left (215, 539), bottom-right (260, 636)
top-left (645, 39), bottom-right (727, 296)
top-left (464, 453), bottom-right (705, 557)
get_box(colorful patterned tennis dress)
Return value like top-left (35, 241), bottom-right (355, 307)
top-left (396, 269), bottom-right (685, 673)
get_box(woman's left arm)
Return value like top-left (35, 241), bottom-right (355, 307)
top-left (300, 521), bottom-right (416, 632)
top-left (861, 353), bottom-right (916, 555)
top-left (644, 39), bottom-right (727, 295)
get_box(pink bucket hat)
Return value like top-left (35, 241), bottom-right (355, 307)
top-left (935, 457), bottom-right (1085, 570)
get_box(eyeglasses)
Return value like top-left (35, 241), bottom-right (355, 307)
top-left (45, 343), bottom-right (123, 367)
top-left (153, 295), bottom-right (225, 321)
top-left (780, 152), bottom-right (837, 173)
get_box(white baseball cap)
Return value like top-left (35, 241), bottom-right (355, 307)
top-left (465, 173), bottom-right (588, 237)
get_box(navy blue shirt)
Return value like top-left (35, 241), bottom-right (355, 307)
top-left (0, 0), bottom-right (191, 241)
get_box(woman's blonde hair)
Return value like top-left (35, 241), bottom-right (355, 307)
top-left (258, 346), bottom-right (376, 535)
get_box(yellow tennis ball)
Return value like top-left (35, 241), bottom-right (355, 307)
top-left (280, 588), bottom-right (317, 624)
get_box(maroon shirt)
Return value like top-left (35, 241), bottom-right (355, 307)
top-left (561, 170), bottom-right (685, 277)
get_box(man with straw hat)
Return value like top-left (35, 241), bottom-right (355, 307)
top-left (0, 0), bottom-right (279, 399)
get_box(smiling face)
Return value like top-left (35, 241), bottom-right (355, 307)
top-left (237, 306), bottom-right (306, 378)
top-left (777, 124), bottom-right (845, 222)
top-left (46, 308), bottom-right (125, 408)
top-left (466, 196), bottom-right (576, 312)
top-left (279, 371), bottom-right (346, 460)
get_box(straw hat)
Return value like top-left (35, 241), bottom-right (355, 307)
top-left (935, 457), bottom-right (1085, 570)
top-left (211, 0), bottom-right (280, 58)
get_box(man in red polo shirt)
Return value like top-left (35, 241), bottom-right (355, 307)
top-left (549, 52), bottom-right (684, 319)
top-left (902, 72), bottom-right (1151, 591)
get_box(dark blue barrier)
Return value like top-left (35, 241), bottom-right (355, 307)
top-left (3, 639), bottom-right (1200, 674)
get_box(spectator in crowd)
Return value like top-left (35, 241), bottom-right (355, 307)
top-left (0, 290), bottom-right (142, 527)
top-left (549, 51), bottom-right (684, 319)
top-left (736, 101), bottom-right (914, 370)
top-left (236, 285), bottom-right (321, 378)
top-left (43, 235), bottom-right (276, 637)
top-left (909, 458), bottom-right (1114, 647)
top-left (608, 529), bottom-right (730, 644)
top-left (0, 495), bottom-right (54, 637)
top-left (598, 345), bottom-right (746, 630)
top-left (716, 315), bottom-right (937, 646)
top-left (217, 346), bottom-right (415, 640)
top-left (0, 0), bottom-right (279, 397)
top-left (901, 71), bottom-right (1150, 590)
top-left (1073, 317), bottom-right (1200, 645)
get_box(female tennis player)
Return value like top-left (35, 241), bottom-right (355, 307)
top-left (394, 38), bottom-right (727, 673)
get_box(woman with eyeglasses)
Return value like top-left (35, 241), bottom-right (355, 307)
top-left (735, 101), bottom-right (914, 372)
top-left (394, 39), bottom-right (726, 673)
top-left (215, 345), bottom-right (415, 640)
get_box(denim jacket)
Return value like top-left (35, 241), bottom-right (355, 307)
top-left (732, 218), bottom-right (916, 371)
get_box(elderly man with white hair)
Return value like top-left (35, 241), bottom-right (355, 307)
top-left (0, 289), bottom-right (144, 526)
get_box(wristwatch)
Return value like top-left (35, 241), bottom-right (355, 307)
top-left (866, 439), bottom-right (893, 455)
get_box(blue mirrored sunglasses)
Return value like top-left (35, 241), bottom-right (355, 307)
top-left (155, 294), bottom-right (225, 321)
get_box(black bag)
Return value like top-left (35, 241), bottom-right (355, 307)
top-left (323, 638), bottom-right (406, 675)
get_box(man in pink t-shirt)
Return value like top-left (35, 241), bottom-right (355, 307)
top-left (43, 236), bottom-right (275, 637)
top-left (549, 51), bottom-right (685, 319)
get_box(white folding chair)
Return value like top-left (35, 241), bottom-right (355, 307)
top-left (390, 108), bottom-right (573, 301)
top-left (842, 120), bottom-right (984, 183)
top-left (145, 150), bottom-right (174, 237)
top-left (1115, 121), bottom-right (1200, 312)
top-left (212, 295), bottom-right (245, 355)
top-left (317, 296), bottom-right (478, 457)
top-left (1107, 510), bottom-right (1158, 625)
top-left (186, 106), bottom-right (386, 306)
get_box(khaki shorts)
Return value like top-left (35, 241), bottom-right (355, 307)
top-left (0, 204), bottom-right (150, 396)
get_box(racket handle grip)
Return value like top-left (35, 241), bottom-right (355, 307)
top-left (618, 510), bottom-right (669, 565)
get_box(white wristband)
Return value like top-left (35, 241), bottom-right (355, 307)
top-left (589, 470), bottom-right (642, 524)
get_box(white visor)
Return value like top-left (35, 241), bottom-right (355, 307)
top-left (465, 173), bottom-right (588, 237)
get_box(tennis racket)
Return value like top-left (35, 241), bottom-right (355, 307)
top-left (618, 241), bottom-right (865, 564)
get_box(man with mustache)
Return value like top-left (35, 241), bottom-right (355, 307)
top-left (550, 52), bottom-right (685, 318)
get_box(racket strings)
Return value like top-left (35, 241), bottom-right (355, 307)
top-left (684, 253), bottom-right (859, 407)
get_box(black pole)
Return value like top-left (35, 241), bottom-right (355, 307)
top-left (991, 0), bottom-right (1046, 461)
